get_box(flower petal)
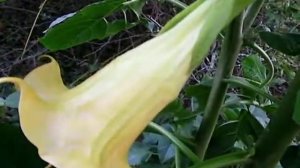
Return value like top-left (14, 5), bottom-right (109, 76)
top-left (24, 56), bottom-right (68, 101)
top-left (0, 0), bottom-right (252, 167)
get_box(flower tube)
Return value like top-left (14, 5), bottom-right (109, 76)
top-left (0, 0), bottom-right (251, 167)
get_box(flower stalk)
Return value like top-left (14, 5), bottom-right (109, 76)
top-left (195, 13), bottom-right (245, 160)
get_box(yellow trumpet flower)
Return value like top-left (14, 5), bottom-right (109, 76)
top-left (0, 0), bottom-right (251, 167)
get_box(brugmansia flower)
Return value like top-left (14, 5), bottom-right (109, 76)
top-left (0, 0), bottom-right (251, 167)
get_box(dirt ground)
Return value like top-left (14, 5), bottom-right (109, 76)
top-left (0, 0), bottom-right (181, 85)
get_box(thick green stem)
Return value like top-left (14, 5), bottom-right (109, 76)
top-left (245, 70), bottom-right (300, 168)
top-left (243, 0), bottom-right (265, 33)
top-left (195, 14), bottom-right (244, 160)
top-left (190, 150), bottom-right (254, 168)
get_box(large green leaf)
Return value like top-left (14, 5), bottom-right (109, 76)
top-left (242, 54), bottom-right (267, 84)
top-left (281, 145), bottom-right (300, 168)
top-left (207, 108), bottom-right (266, 158)
top-left (142, 132), bottom-right (175, 164)
top-left (242, 109), bottom-right (265, 140)
top-left (128, 142), bottom-right (151, 166)
top-left (40, 0), bottom-right (138, 51)
top-left (0, 124), bottom-right (46, 168)
top-left (185, 84), bottom-right (212, 111)
top-left (206, 121), bottom-right (239, 158)
top-left (259, 32), bottom-right (300, 56)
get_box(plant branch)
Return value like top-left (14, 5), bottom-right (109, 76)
top-left (195, 13), bottom-right (245, 160)
top-left (245, 70), bottom-right (300, 168)
top-left (190, 149), bottom-right (254, 168)
top-left (148, 122), bottom-right (200, 163)
top-left (243, 0), bottom-right (265, 33)
top-left (223, 76), bottom-right (280, 104)
top-left (175, 146), bottom-right (182, 168)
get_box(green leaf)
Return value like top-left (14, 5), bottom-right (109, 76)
top-left (225, 76), bottom-right (280, 104)
top-left (128, 142), bottom-right (151, 166)
top-left (292, 91), bottom-right (300, 125)
top-left (259, 32), bottom-right (300, 56)
top-left (223, 108), bottom-right (239, 121)
top-left (5, 91), bottom-right (20, 108)
top-left (158, 142), bottom-right (176, 163)
top-left (0, 124), bottom-right (47, 168)
top-left (106, 20), bottom-right (138, 36)
top-left (240, 110), bottom-right (265, 141)
top-left (142, 132), bottom-right (175, 163)
top-left (177, 120), bottom-right (197, 139)
top-left (0, 97), bottom-right (5, 106)
top-left (206, 121), bottom-right (239, 158)
top-left (249, 105), bottom-right (270, 128)
top-left (294, 12), bottom-right (300, 21)
top-left (127, 0), bottom-right (146, 17)
top-left (281, 145), bottom-right (300, 168)
top-left (40, 0), bottom-right (135, 51)
top-left (242, 54), bottom-right (267, 84)
top-left (159, 99), bottom-right (193, 121)
top-left (185, 84), bottom-right (212, 111)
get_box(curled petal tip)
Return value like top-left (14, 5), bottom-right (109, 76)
top-left (38, 55), bottom-right (56, 62)
top-left (0, 77), bottom-right (25, 90)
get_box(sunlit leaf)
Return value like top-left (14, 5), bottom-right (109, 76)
top-left (40, 0), bottom-right (131, 51)
top-left (242, 54), bottom-right (267, 84)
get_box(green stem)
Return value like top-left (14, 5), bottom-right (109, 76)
top-left (175, 146), bottom-right (182, 168)
top-left (223, 76), bottom-right (280, 104)
top-left (165, 0), bottom-right (187, 9)
top-left (123, 0), bottom-right (140, 5)
top-left (243, 0), bottom-right (265, 33)
top-left (244, 40), bottom-right (275, 87)
top-left (245, 70), bottom-right (300, 168)
top-left (148, 122), bottom-right (200, 163)
top-left (190, 150), bottom-right (254, 168)
top-left (195, 14), bottom-right (245, 160)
